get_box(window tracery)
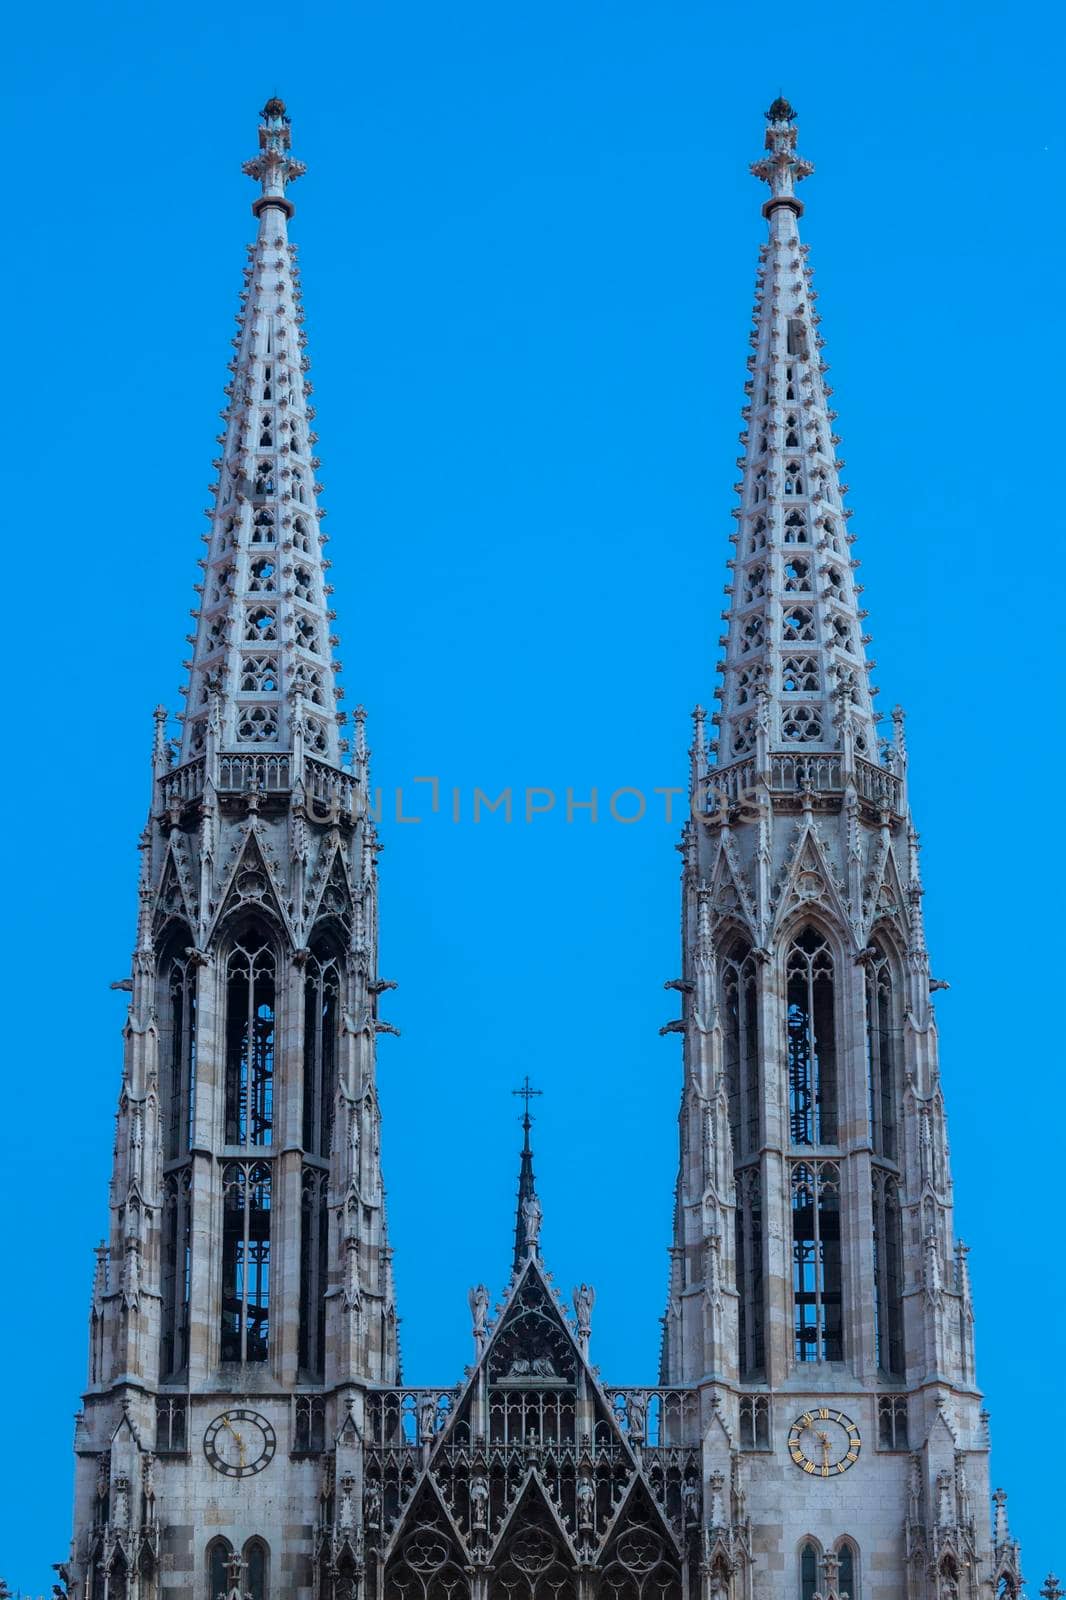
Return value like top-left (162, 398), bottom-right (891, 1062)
top-left (739, 1394), bottom-right (771, 1448)
top-left (736, 1166), bottom-right (764, 1377)
top-left (784, 557), bottom-right (811, 592)
top-left (238, 705), bottom-right (279, 742)
top-left (784, 461), bottom-right (804, 495)
top-left (302, 715), bottom-right (328, 754)
top-left (293, 564), bottom-right (314, 600)
top-left (240, 655), bottom-right (280, 693)
top-left (296, 616), bottom-right (321, 654)
top-left (293, 663), bottom-right (326, 705)
top-left (782, 656), bottom-right (819, 693)
top-left (245, 606), bottom-right (278, 643)
top-left (160, 1167), bottom-right (191, 1379)
top-left (224, 932), bottom-right (276, 1146)
top-left (743, 563), bottom-right (768, 603)
top-left (830, 615), bottom-right (855, 653)
top-left (303, 941), bottom-right (340, 1158)
top-left (865, 943), bottom-right (899, 1161)
top-left (783, 607), bottom-right (815, 643)
top-left (872, 1169), bottom-right (904, 1377)
top-left (786, 929), bottom-right (838, 1145)
top-left (735, 663), bottom-right (766, 705)
top-left (254, 461), bottom-right (275, 496)
top-left (220, 1160), bottom-right (271, 1363)
top-left (249, 557), bottom-right (277, 592)
top-left (748, 516), bottom-right (767, 553)
top-left (292, 515), bottom-right (312, 552)
top-left (800, 1541), bottom-right (820, 1600)
top-left (731, 716), bottom-right (757, 755)
top-left (722, 938), bottom-right (759, 1157)
top-left (784, 511), bottom-right (807, 543)
top-left (791, 1161), bottom-right (842, 1362)
top-left (782, 705), bottom-right (823, 742)
top-left (252, 509), bottom-right (275, 543)
top-left (207, 1539), bottom-right (232, 1600)
top-left (740, 615), bottom-right (764, 654)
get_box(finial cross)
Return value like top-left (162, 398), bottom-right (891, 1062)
top-left (512, 1076), bottom-right (542, 1121)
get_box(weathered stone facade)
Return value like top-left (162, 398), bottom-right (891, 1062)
top-left (62, 98), bottom-right (1024, 1600)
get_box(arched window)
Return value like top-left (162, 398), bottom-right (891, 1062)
top-left (800, 1541), bottom-right (819, 1600)
top-left (787, 929), bottom-right (838, 1145)
top-left (206, 1538), bottom-right (232, 1600)
top-left (299, 1166), bottom-right (329, 1379)
top-left (160, 1167), bottom-right (191, 1379)
top-left (872, 1170), bottom-right (904, 1377)
top-left (736, 1167), bottom-right (764, 1378)
top-left (220, 1162), bottom-right (271, 1363)
top-left (303, 941), bottom-right (341, 1156)
top-left (721, 938), bottom-right (759, 1158)
top-left (791, 1161), bottom-right (842, 1361)
top-left (865, 943), bottom-right (899, 1160)
top-left (837, 1540), bottom-right (858, 1599)
top-left (224, 932), bottom-right (276, 1146)
top-left (159, 937), bottom-right (197, 1161)
top-left (244, 1538), bottom-right (269, 1600)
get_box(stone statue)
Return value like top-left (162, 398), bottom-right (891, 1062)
top-left (626, 1392), bottom-right (647, 1442)
top-left (468, 1283), bottom-right (490, 1340)
top-left (577, 1472), bottom-right (595, 1529)
top-left (419, 1396), bottom-right (437, 1440)
top-left (572, 1283), bottom-right (595, 1340)
top-left (470, 1472), bottom-right (489, 1531)
top-left (521, 1191), bottom-right (542, 1251)
top-left (363, 1478), bottom-right (382, 1529)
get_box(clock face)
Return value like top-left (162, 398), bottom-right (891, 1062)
top-left (204, 1409), bottom-right (276, 1478)
top-left (787, 1408), bottom-right (861, 1478)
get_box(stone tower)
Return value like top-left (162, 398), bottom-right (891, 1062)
top-left (63, 100), bottom-right (400, 1600)
top-left (62, 97), bottom-right (1028, 1600)
top-left (658, 99), bottom-right (1024, 1598)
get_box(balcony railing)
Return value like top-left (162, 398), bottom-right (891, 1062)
top-left (158, 750), bottom-right (359, 815)
top-left (704, 751), bottom-right (902, 816)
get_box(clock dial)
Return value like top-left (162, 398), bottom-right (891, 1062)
top-left (787, 1408), bottom-right (861, 1477)
top-left (203, 1409), bottom-right (276, 1478)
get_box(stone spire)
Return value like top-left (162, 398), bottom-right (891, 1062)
top-left (512, 1077), bottom-right (543, 1272)
top-left (180, 98), bottom-right (344, 767)
top-left (712, 97), bottom-right (879, 773)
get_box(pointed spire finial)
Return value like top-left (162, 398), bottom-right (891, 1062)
top-left (751, 93), bottom-right (814, 216)
top-left (243, 95), bottom-right (306, 218)
top-left (512, 1076), bottom-right (543, 1271)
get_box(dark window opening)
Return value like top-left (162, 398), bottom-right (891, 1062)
top-left (224, 935), bottom-right (276, 1146)
top-left (791, 1161), bottom-right (842, 1362)
top-left (220, 1161), bottom-right (271, 1363)
top-left (787, 929), bottom-right (837, 1145)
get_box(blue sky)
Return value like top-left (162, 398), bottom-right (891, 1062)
top-left (3, 0), bottom-right (1063, 1590)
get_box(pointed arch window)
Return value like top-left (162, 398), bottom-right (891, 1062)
top-left (303, 940), bottom-right (341, 1156)
top-left (160, 1168), bottom-right (191, 1379)
top-left (872, 1170), bottom-right (904, 1377)
top-left (837, 1540), bottom-right (858, 1599)
top-left (784, 510), bottom-right (807, 543)
top-left (721, 938), bottom-right (759, 1158)
top-left (800, 1542), bottom-right (819, 1600)
top-left (299, 1166), bottom-right (329, 1379)
top-left (736, 1166), bottom-right (765, 1377)
top-left (787, 929), bottom-right (838, 1145)
top-left (791, 1160), bottom-right (842, 1361)
top-left (865, 943), bottom-right (900, 1160)
top-left (224, 933), bottom-right (276, 1146)
top-left (160, 941), bottom-right (197, 1161)
top-left (244, 1538), bottom-right (269, 1600)
top-left (220, 1161), bottom-right (271, 1363)
top-left (207, 1539), bottom-right (232, 1600)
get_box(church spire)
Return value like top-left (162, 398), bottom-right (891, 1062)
top-left (712, 97), bottom-right (879, 774)
top-left (180, 98), bottom-right (344, 767)
top-left (512, 1076), bottom-right (543, 1272)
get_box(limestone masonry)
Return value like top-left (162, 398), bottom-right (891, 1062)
top-left (63, 97), bottom-right (1027, 1600)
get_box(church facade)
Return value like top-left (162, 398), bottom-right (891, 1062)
top-left (62, 98), bottom-right (1026, 1600)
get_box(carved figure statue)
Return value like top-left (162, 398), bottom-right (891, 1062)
top-left (521, 1191), bottom-right (543, 1250)
top-left (626, 1392), bottom-right (647, 1441)
top-left (363, 1479), bottom-right (382, 1529)
top-left (470, 1472), bottom-right (489, 1531)
top-left (419, 1396), bottom-right (437, 1440)
top-left (572, 1283), bottom-right (595, 1340)
top-left (468, 1283), bottom-right (490, 1339)
top-left (577, 1473), bottom-right (595, 1529)
top-left (681, 1476), bottom-right (699, 1526)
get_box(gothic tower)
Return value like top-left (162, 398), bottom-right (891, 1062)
top-left (64, 100), bottom-right (400, 1600)
top-left (63, 96), bottom-right (1028, 1600)
top-left (659, 99), bottom-right (1023, 1598)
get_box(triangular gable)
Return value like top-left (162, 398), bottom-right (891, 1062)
top-left (597, 1473), bottom-right (685, 1570)
top-left (381, 1474), bottom-right (469, 1570)
top-left (772, 817), bottom-right (854, 941)
top-left (707, 834), bottom-right (758, 933)
top-left (206, 825), bottom-right (294, 945)
top-left (303, 832), bottom-right (355, 931)
top-left (488, 1473), bottom-right (579, 1568)
top-left (153, 838), bottom-right (197, 932)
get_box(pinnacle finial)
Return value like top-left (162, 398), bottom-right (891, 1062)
top-left (512, 1077), bottom-right (543, 1271)
top-left (751, 93), bottom-right (813, 215)
top-left (242, 94), bottom-right (306, 218)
